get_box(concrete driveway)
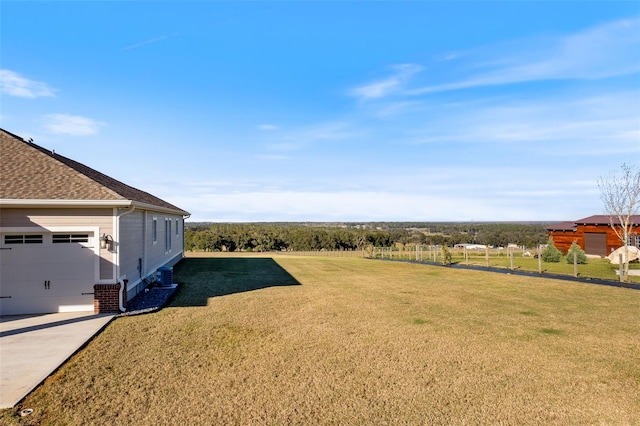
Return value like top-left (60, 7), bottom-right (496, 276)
top-left (0, 312), bottom-right (114, 408)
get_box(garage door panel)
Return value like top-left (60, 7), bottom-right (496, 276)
top-left (0, 235), bottom-right (97, 315)
top-left (0, 295), bottom-right (93, 315)
top-left (1, 265), bottom-right (48, 282)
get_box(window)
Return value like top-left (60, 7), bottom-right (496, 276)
top-left (52, 234), bottom-right (89, 243)
top-left (165, 219), bottom-right (172, 252)
top-left (4, 234), bottom-right (43, 244)
top-left (628, 234), bottom-right (640, 249)
top-left (175, 219), bottom-right (179, 236)
top-left (152, 218), bottom-right (157, 244)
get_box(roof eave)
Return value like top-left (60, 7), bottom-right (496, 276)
top-left (0, 199), bottom-right (190, 216)
top-left (0, 199), bottom-right (132, 208)
top-left (130, 201), bottom-right (190, 217)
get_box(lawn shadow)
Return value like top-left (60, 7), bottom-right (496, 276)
top-left (170, 258), bottom-right (301, 307)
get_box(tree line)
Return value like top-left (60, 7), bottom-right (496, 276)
top-left (184, 223), bottom-right (549, 252)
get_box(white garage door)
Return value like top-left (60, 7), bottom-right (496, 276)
top-left (0, 233), bottom-right (96, 315)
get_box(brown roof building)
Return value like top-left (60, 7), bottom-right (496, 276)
top-left (547, 215), bottom-right (640, 256)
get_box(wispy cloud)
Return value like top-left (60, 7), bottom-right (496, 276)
top-left (0, 69), bottom-right (56, 98)
top-left (402, 91), bottom-right (639, 153)
top-left (43, 114), bottom-right (105, 136)
top-left (408, 17), bottom-right (640, 95)
top-left (256, 154), bottom-right (290, 161)
top-left (258, 124), bottom-right (280, 131)
top-left (122, 33), bottom-right (179, 51)
top-left (349, 64), bottom-right (422, 100)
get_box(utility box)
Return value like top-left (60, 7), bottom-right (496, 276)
top-left (157, 266), bottom-right (173, 287)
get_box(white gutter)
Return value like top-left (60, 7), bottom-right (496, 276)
top-left (0, 199), bottom-right (189, 216)
top-left (0, 199), bottom-right (132, 208)
top-left (115, 205), bottom-right (136, 312)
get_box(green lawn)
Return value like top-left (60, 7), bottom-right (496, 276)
top-left (2, 254), bottom-right (639, 425)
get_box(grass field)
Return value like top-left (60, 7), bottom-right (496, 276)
top-left (2, 254), bottom-right (639, 425)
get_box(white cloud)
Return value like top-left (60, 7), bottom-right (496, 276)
top-left (349, 64), bottom-right (423, 100)
top-left (43, 114), bottom-right (105, 136)
top-left (0, 69), bottom-right (56, 98)
top-left (172, 187), bottom-right (599, 222)
top-left (408, 17), bottom-right (640, 95)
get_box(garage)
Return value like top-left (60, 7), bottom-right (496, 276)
top-left (0, 232), bottom-right (97, 315)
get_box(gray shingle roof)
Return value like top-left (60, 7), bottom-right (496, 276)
top-left (0, 128), bottom-right (188, 214)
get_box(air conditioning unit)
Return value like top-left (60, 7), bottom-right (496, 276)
top-left (157, 266), bottom-right (173, 287)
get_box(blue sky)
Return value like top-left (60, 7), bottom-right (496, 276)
top-left (2, 1), bottom-right (639, 222)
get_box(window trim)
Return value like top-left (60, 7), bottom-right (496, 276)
top-left (152, 218), bottom-right (158, 244)
top-left (165, 218), bottom-right (172, 253)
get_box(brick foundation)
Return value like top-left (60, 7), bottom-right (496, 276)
top-left (94, 283), bottom-right (121, 314)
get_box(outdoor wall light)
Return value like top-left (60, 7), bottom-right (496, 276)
top-left (100, 234), bottom-right (114, 251)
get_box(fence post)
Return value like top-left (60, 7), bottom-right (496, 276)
top-left (538, 245), bottom-right (542, 274)
top-left (509, 247), bottom-right (514, 270)
top-left (573, 251), bottom-right (578, 277)
top-left (485, 247), bottom-right (489, 268)
top-left (619, 254), bottom-right (624, 282)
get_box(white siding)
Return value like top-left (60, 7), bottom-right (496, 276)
top-left (120, 210), bottom-right (185, 301)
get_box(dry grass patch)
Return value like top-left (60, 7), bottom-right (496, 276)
top-left (2, 255), bottom-right (639, 425)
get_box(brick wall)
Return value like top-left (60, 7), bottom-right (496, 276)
top-left (94, 283), bottom-right (121, 314)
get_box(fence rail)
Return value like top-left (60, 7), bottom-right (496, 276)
top-left (371, 246), bottom-right (640, 283)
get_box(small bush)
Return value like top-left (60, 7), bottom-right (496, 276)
top-left (566, 242), bottom-right (588, 264)
top-left (541, 238), bottom-right (562, 262)
top-left (442, 246), bottom-right (452, 265)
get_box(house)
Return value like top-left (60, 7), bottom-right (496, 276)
top-left (547, 215), bottom-right (640, 256)
top-left (0, 129), bottom-right (190, 315)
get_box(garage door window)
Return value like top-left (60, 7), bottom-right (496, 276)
top-left (52, 234), bottom-right (90, 244)
top-left (4, 234), bottom-right (43, 244)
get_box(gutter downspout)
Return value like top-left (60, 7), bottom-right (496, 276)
top-left (116, 205), bottom-right (136, 312)
top-left (183, 213), bottom-right (191, 257)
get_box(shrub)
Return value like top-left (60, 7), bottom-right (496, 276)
top-left (441, 246), bottom-right (452, 265)
top-left (566, 242), bottom-right (588, 264)
top-left (541, 238), bottom-right (562, 262)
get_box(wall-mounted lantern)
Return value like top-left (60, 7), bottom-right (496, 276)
top-left (100, 234), bottom-right (114, 251)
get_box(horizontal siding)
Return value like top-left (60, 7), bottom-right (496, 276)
top-left (146, 213), bottom-right (184, 274)
top-left (120, 211), bottom-right (184, 301)
top-left (0, 208), bottom-right (112, 230)
top-left (100, 257), bottom-right (114, 280)
top-left (119, 211), bottom-right (144, 289)
top-left (548, 230), bottom-right (579, 253)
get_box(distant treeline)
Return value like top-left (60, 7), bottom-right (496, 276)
top-left (184, 223), bottom-right (549, 252)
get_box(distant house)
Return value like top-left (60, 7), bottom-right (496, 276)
top-left (547, 215), bottom-right (640, 256)
top-left (0, 129), bottom-right (190, 315)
